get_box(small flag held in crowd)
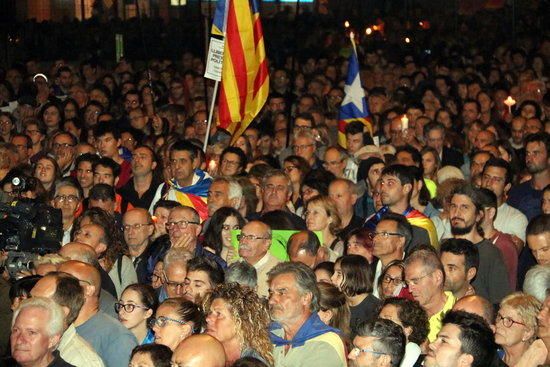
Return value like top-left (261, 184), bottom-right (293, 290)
top-left (337, 33), bottom-right (372, 148)
top-left (212, 0), bottom-right (269, 144)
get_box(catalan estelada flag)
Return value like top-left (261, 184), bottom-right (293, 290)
top-left (338, 35), bottom-right (372, 148)
top-left (213, 0), bottom-right (269, 143)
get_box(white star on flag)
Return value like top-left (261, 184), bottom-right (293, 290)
top-left (341, 72), bottom-right (365, 114)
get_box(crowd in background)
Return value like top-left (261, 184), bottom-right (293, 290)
top-left (0, 2), bottom-right (549, 367)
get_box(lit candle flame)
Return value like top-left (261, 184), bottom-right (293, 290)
top-left (401, 115), bottom-right (409, 131)
top-left (365, 27), bottom-right (372, 35)
top-left (344, 20), bottom-right (350, 28)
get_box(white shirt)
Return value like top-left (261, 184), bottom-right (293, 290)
top-left (58, 324), bottom-right (105, 367)
top-left (494, 202), bottom-right (528, 242)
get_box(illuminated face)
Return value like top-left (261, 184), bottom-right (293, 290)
top-left (95, 133), bottom-right (120, 159)
top-left (11, 307), bottom-right (59, 367)
top-left (268, 273), bottom-right (309, 326)
top-left (183, 270), bottom-right (212, 304)
top-left (152, 304), bottom-right (191, 351)
top-left (527, 232), bottom-right (550, 266)
top-left (424, 324), bottom-right (468, 367)
top-left (305, 201), bottom-right (331, 233)
top-left (206, 298), bottom-right (238, 344)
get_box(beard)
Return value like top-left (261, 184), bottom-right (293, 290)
top-left (450, 219), bottom-right (475, 236)
top-left (527, 162), bottom-right (546, 174)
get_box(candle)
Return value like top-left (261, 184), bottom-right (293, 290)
top-left (344, 20), bottom-right (350, 28)
top-left (350, 31), bottom-right (355, 40)
top-left (365, 27), bottom-right (372, 35)
top-left (504, 96), bottom-right (516, 114)
top-left (208, 159), bottom-right (217, 174)
top-left (401, 115), bottom-right (409, 131)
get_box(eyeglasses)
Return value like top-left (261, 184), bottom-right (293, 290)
top-left (194, 119), bottom-right (207, 126)
top-left (222, 224), bottom-right (241, 231)
top-left (405, 271), bottom-right (433, 287)
top-left (496, 314), bottom-right (526, 328)
top-left (382, 274), bottom-right (403, 285)
top-left (115, 302), bottom-right (149, 313)
top-left (165, 220), bottom-right (200, 230)
top-left (54, 195), bottom-right (79, 203)
top-left (292, 144), bottom-right (314, 151)
top-left (164, 275), bottom-right (187, 290)
top-left (368, 231), bottom-right (404, 240)
top-left (350, 347), bottom-right (388, 357)
top-left (148, 316), bottom-right (188, 329)
top-left (53, 143), bottom-right (75, 149)
top-left (221, 159), bottom-right (240, 167)
top-left (123, 223), bottom-right (152, 231)
top-left (237, 233), bottom-right (270, 242)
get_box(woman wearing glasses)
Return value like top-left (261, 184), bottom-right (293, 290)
top-left (116, 283), bottom-right (158, 345)
top-left (202, 207), bottom-right (245, 264)
top-left (495, 292), bottom-right (541, 366)
top-left (151, 298), bottom-right (204, 351)
top-left (204, 283), bottom-right (273, 366)
top-left (377, 260), bottom-right (411, 300)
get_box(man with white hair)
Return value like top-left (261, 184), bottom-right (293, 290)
top-left (207, 176), bottom-right (242, 217)
top-left (160, 248), bottom-right (193, 301)
top-left (523, 265), bottom-right (550, 303)
top-left (11, 297), bottom-right (74, 366)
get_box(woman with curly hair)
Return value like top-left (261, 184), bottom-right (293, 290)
top-left (379, 297), bottom-right (430, 367)
top-left (72, 207), bottom-right (136, 297)
top-left (204, 283), bottom-right (273, 366)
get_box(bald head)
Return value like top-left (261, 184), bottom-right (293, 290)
top-left (58, 242), bottom-right (98, 265)
top-left (171, 334), bottom-right (226, 367)
top-left (453, 295), bottom-right (495, 325)
top-left (58, 260), bottom-right (101, 297)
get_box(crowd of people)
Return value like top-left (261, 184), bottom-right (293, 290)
top-left (0, 4), bottom-right (550, 367)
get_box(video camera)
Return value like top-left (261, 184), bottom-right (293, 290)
top-left (0, 194), bottom-right (63, 278)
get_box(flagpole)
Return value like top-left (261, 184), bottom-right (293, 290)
top-left (202, 0), bottom-right (230, 152)
top-left (203, 81), bottom-right (220, 152)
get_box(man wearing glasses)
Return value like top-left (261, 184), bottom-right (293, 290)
top-left (238, 221), bottom-right (280, 297)
top-left (122, 208), bottom-right (156, 284)
top-left (165, 206), bottom-right (226, 269)
top-left (51, 131), bottom-right (77, 177)
top-left (348, 319), bottom-right (406, 367)
top-left (404, 248), bottom-right (456, 343)
top-left (371, 213), bottom-right (412, 299)
top-left (52, 178), bottom-right (82, 246)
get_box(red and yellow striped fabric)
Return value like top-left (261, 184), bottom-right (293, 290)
top-left (216, 0), bottom-right (269, 143)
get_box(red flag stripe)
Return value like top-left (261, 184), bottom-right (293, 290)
top-left (226, 1), bottom-right (248, 120)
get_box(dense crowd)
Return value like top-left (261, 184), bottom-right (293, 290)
top-left (0, 5), bottom-right (550, 367)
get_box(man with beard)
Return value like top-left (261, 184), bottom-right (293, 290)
top-left (439, 239), bottom-right (479, 300)
top-left (508, 133), bottom-right (550, 221)
top-left (449, 184), bottom-right (511, 305)
top-left (268, 262), bottom-right (346, 366)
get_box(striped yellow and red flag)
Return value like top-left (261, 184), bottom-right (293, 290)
top-left (213, 0), bottom-right (269, 143)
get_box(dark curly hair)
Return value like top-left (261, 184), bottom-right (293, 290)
top-left (381, 297), bottom-right (429, 345)
top-left (71, 207), bottom-right (128, 271)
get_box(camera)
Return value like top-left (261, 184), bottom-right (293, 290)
top-left (0, 197), bottom-right (62, 279)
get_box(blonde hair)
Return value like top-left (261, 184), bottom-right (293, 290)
top-left (35, 253), bottom-right (67, 266)
top-left (306, 195), bottom-right (342, 235)
top-left (203, 283), bottom-right (273, 365)
top-left (501, 292), bottom-right (542, 334)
